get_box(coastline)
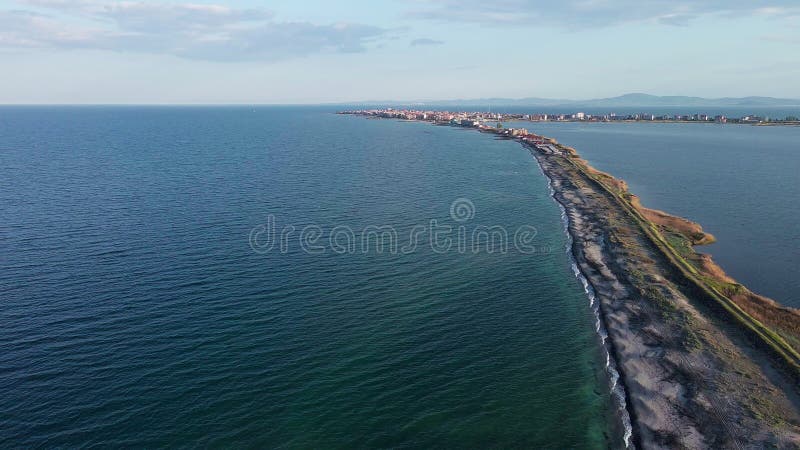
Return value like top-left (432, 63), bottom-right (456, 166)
top-left (523, 119), bottom-right (800, 126)
top-left (538, 160), bottom-right (635, 449)
top-left (342, 111), bottom-right (800, 448)
top-left (529, 142), bottom-right (800, 447)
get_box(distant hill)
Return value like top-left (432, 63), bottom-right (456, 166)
top-left (578, 93), bottom-right (800, 107)
top-left (355, 93), bottom-right (800, 108)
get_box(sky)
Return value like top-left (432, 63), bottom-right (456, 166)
top-left (1, 0), bottom-right (799, 104)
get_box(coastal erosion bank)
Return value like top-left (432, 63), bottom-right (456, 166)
top-left (341, 110), bottom-right (800, 448)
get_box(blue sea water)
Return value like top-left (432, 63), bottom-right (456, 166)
top-left (509, 121), bottom-right (800, 308)
top-left (0, 107), bottom-right (618, 447)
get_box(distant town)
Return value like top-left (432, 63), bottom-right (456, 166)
top-left (340, 109), bottom-right (572, 156)
top-left (339, 108), bottom-right (800, 125)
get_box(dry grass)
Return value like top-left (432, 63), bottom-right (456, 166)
top-left (662, 218), bottom-right (800, 354)
top-left (731, 291), bottom-right (800, 352)
top-left (630, 196), bottom-right (716, 245)
top-left (578, 152), bottom-right (800, 355)
top-left (574, 158), bottom-right (630, 193)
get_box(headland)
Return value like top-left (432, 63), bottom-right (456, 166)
top-left (342, 108), bottom-right (800, 126)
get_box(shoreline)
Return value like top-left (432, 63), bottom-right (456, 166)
top-left (348, 110), bottom-right (800, 127)
top-left (342, 110), bottom-right (800, 448)
top-left (526, 139), bottom-right (800, 447)
top-left (538, 159), bottom-right (635, 449)
top-left (532, 138), bottom-right (800, 448)
top-left (522, 119), bottom-right (800, 127)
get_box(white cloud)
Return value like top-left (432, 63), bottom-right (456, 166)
top-left (760, 35), bottom-right (800, 44)
top-left (410, 38), bottom-right (444, 46)
top-left (0, 1), bottom-right (389, 61)
top-left (405, 0), bottom-right (800, 27)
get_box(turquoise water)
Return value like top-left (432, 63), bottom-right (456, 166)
top-left (507, 121), bottom-right (800, 308)
top-left (1, 107), bottom-right (617, 447)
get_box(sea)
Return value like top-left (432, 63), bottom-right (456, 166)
top-left (2, 105), bottom-right (796, 447)
top-left (1, 106), bottom-right (619, 447)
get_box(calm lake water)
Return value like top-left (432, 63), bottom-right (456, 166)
top-left (510, 121), bottom-right (800, 308)
top-left (1, 107), bottom-right (618, 447)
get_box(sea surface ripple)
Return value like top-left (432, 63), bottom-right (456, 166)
top-left (1, 106), bottom-right (616, 447)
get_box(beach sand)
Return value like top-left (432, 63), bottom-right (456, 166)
top-left (531, 144), bottom-right (800, 448)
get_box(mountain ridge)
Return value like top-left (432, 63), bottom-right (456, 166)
top-left (352, 93), bottom-right (800, 107)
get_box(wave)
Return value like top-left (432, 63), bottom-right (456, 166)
top-left (534, 151), bottom-right (634, 449)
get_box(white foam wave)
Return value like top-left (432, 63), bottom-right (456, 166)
top-left (533, 151), bottom-right (634, 449)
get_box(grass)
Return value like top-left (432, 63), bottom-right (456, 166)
top-left (551, 144), bottom-right (800, 379)
top-left (664, 224), bottom-right (800, 356)
top-left (664, 232), bottom-right (694, 260)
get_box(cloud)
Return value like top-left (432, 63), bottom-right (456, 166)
top-left (24, 0), bottom-right (275, 30)
top-left (405, 0), bottom-right (800, 28)
top-left (410, 38), bottom-right (444, 46)
top-left (657, 14), bottom-right (693, 26)
top-left (0, 1), bottom-right (389, 62)
top-left (760, 35), bottom-right (800, 44)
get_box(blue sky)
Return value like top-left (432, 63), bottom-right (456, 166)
top-left (1, 0), bottom-right (799, 103)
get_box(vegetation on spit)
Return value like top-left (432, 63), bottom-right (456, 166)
top-left (550, 141), bottom-right (800, 380)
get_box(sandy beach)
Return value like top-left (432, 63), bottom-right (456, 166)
top-left (529, 142), bottom-right (800, 448)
